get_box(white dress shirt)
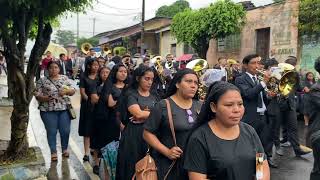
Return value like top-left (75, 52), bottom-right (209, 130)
top-left (246, 72), bottom-right (267, 114)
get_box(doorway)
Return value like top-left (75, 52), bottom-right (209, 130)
top-left (256, 28), bottom-right (270, 60)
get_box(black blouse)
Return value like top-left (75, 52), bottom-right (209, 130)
top-left (184, 122), bottom-right (265, 180)
top-left (144, 98), bottom-right (202, 155)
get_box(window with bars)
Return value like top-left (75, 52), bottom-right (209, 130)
top-left (217, 33), bottom-right (241, 52)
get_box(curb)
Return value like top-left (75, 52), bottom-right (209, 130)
top-left (0, 147), bottom-right (47, 180)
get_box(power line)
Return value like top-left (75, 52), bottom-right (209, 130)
top-left (89, 9), bottom-right (139, 16)
top-left (97, 1), bottom-right (140, 11)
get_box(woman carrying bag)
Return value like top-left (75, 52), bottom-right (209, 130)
top-left (143, 69), bottom-right (202, 179)
top-left (34, 61), bottom-right (75, 162)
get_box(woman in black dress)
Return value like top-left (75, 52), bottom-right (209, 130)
top-left (116, 65), bottom-right (158, 180)
top-left (143, 69), bottom-right (202, 180)
top-left (184, 81), bottom-right (270, 180)
top-left (107, 64), bottom-right (128, 132)
top-left (79, 58), bottom-right (99, 161)
top-left (302, 72), bottom-right (316, 126)
top-left (89, 66), bottom-right (111, 174)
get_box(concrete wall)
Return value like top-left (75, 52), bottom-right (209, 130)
top-left (159, 30), bottom-right (184, 58)
top-left (144, 33), bottom-right (159, 55)
top-left (207, 0), bottom-right (299, 66)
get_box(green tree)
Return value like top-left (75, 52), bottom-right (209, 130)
top-left (77, 37), bottom-right (99, 50)
top-left (171, 0), bottom-right (246, 58)
top-left (0, 0), bottom-right (92, 161)
top-left (113, 46), bottom-right (127, 56)
top-left (156, 0), bottom-right (190, 18)
top-left (299, 0), bottom-right (320, 35)
top-left (56, 30), bottom-right (76, 47)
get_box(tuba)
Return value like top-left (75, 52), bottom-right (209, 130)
top-left (81, 43), bottom-right (92, 55)
top-left (186, 59), bottom-right (208, 100)
top-left (256, 63), bottom-right (298, 97)
top-left (101, 44), bottom-right (110, 55)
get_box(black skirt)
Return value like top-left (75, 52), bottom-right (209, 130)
top-left (78, 99), bottom-right (94, 137)
top-left (116, 122), bottom-right (148, 180)
top-left (91, 110), bottom-right (120, 150)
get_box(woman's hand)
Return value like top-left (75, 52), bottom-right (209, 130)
top-left (91, 94), bottom-right (99, 104)
top-left (36, 95), bottom-right (51, 102)
top-left (165, 146), bottom-right (183, 160)
top-left (59, 90), bottom-right (68, 97)
top-left (120, 123), bottom-right (125, 132)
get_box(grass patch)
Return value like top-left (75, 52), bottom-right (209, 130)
top-left (0, 148), bottom-right (37, 166)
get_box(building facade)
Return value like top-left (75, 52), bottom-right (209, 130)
top-left (207, 0), bottom-right (299, 66)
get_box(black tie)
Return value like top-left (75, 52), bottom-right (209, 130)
top-left (252, 76), bottom-right (263, 108)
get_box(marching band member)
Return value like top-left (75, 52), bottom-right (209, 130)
top-left (234, 54), bottom-right (275, 168)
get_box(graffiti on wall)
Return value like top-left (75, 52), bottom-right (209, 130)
top-left (300, 35), bottom-right (320, 75)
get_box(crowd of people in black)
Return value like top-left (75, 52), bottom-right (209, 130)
top-left (34, 49), bottom-right (320, 180)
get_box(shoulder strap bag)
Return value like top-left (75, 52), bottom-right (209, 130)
top-left (163, 98), bottom-right (177, 180)
top-left (47, 77), bottom-right (76, 120)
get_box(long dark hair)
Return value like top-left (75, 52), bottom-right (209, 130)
top-left (98, 66), bottom-right (111, 85)
top-left (85, 58), bottom-right (99, 77)
top-left (197, 81), bottom-right (240, 126)
top-left (108, 63), bottom-right (128, 84)
top-left (165, 68), bottom-right (198, 98)
top-left (128, 64), bottom-right (154, 90)
top-left (47, 61), bottom-right (60, 70)
top-left (305, 72), bottom-right (316, 83)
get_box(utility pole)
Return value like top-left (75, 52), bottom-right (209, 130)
top-left (92, 17), bottom-right (96, 36)
top-left (77, 13), bottom-right (79, 41)
top-left (140, 0), bottom-right (145, 56)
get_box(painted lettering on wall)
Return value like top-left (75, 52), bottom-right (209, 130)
top-left (277, 48), bottom-right (294, 55)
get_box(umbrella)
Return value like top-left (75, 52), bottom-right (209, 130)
top-left (176, 54), bottom-right (194, 61)
top-left (45, 42), bottom-right (67, 58)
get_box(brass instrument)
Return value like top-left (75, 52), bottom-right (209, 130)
top-left (101, 44), bottom-right (110, 55)
top-left (151, 56), bottom-right (166, 84)
top-left (186, 59), bottom-right (208, 100)
top-left (165, 61), bottom-right (176, 74)
top-left (226, 59), bottom-right (238, 82)
top-left (81, 43), bottom-right (92, 55)
top-left (256, 63), bottom-right (297, 97)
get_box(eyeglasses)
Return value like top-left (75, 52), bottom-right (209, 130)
top-left (186, 109), bottom-right (194, 124)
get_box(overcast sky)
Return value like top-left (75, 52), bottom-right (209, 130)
top-left (57, 0), bottom-right (273, 38)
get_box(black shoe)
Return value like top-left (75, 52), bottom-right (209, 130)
top-left (276, 147), bottom-right (284, 156)
top-left (93, 165), bottom-right (99, 175)
top-left (295, 148), bottom-right (312, 157)
top-left (83, 155), bottom-right (89, 162)
top-left (268, 159), bottom-right (278, 168)
top-left (280, 139), bottom-right (288, 144)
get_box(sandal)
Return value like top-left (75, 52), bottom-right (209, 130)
top-left (51, 153), bottom-right (58, 162)
top-left (62, 151), bottom-right (70, 158)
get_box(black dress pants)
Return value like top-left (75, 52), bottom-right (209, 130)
top-left (252, 114), bottom-right (273, 157)
top-left (279, 109), bottom-right (301, 153)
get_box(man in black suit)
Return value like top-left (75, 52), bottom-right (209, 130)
top-left (277, 56), bottom-right (312, 156)
top-left (57, 53), bottom-right (67, 76)
top-left (235, 54), bottom-right (276, 167)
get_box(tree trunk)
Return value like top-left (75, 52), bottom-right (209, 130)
top-left (0, 18), bottom-right (52, 161)
top-left (1, 55), bottom-right (30, 161)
